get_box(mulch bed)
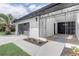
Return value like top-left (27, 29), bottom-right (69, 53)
top-left (23, 38), bottom-right (48, 46)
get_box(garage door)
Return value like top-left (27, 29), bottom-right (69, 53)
top-left (58, 22), bottom-right (75, 34)
top-left (18, 22), bottom-right (30, 35)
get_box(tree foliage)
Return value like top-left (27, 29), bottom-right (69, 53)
top-left (0, 13), bottom-right (15, 34)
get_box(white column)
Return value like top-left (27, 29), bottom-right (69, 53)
top-left (54, 19), bottom-right (57, 34)
top-left (76, 12), bottom-right (79, 40)
top-left (15, 24), bottom-right (19, 35)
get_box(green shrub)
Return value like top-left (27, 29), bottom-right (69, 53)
top-left (5, 32), bottom-right (11, 35)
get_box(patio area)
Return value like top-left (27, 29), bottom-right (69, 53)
top-left (47, 34), bottom-right (79, 45)
top-left (47, 34), bottom-right (66, 43)
top-left (47, 34), bottom-right (79, 56)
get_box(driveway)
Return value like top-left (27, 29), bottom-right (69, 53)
top-left (0, 35), bottom-right (64, 56)
top-left (0, 35), bottom-right (28, 45)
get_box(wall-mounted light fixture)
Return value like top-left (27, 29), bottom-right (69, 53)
top-left (36, 17), bottom-right (37, 22)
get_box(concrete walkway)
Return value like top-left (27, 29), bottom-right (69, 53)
top-left (0, 35), bottom-right (64, 56)
top-left (0, 35), bottom-right (28, 45)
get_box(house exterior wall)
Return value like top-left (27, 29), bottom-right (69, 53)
top-left (39, 17), bottom-right (46, 37)
top-left (29, 17), bottom-right (39, 38)
top-left (15, 4), bottom-right (79, 40)
top-left (15, 17), bottom-right (39, 38)
top-left (39, 8), bottom-right (79, 39)
top-left (39, 11), bottom-right (76, 38)
top-left (39, 16), bottom-right (55, 37)
top-left (46, 16), bottom-right (55, 37)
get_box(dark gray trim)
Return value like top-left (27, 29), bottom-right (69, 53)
top-left (13, 3), bottom-right (79, 23)
top-left (39, 16), bottom-right (41, 37)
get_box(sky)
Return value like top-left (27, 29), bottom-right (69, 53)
top-left (0, 3), bottom-right (48, 19)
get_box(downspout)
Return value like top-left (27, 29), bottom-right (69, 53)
top-left (45, 17), bottom-right (47, 37)
top-left (39, 15), bottom-right (41, 37)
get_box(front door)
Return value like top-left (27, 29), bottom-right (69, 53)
top-left (58, 22), bottom-right (65, 34)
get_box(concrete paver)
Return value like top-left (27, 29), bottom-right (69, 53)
top-left (0, 35), bottom-right (64, 56)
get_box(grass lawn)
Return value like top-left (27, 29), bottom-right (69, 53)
top-left (0, 32), bottom-right (15, 35)
top-left (0, 43), bottom-right (30, 56)
top-left (0, 32), bottom-right (5, 35)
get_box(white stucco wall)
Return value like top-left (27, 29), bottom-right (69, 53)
top-left (55, 12), bottom-right (75, 23)
top-left (29, 18), bottom-right (39, 38)
top-left (39, 17), bottom-right (46, 37)
top-left (46, 16), bottom-right (55, 37)
top-left (76, 11), bottom-right (79, 40)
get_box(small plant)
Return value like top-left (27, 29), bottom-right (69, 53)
top-left (5, 31), bottom-right (11, 35)
top-left (71, 46), bottom-right (79, 56)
